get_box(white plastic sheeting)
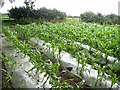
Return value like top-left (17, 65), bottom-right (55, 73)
top-left (73, 41), bottom-right (118, 63)
top-left (30, 37), bottom-right (120, 89)
top-left (2, 38), bottom-right (52, 88)
top-left (1, 36), bottom-right (120, 88)
top-left (60, 51), bottom-right (119, 88)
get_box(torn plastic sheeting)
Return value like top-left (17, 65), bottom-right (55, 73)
top-left (30, 37), bottom-right (45, 47)
top-left (5, 50), bottom-right (51, 88)
top-left (60, 51), bottom-right (119, 88)
top-left (29, 37), bottom-right (120, 89)
top-left (2, 40), bottom-right (52, 88)
top-left (30, 38), bottom-right (59, 58)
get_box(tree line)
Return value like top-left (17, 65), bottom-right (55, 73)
top-left (80, 11), bottom-right (119, 25)
top-left (8, 1), bottom-right (66, 24)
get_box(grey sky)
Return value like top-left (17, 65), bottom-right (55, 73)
top-left (0, 0), bottom-right (119, 16)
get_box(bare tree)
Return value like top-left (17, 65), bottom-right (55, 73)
top-left (24, 0), bottom-right (36, 9)
top-left (0, 0), bottom-right (15, 9)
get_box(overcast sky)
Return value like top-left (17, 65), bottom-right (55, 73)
top-left (0, 0), bottom-right (119, 16)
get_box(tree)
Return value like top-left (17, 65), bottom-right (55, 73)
top-left (0, 0), bottom-right (5, 8)
top-left (80, 11), bottom-right (96, 23)
top-left (80, 11), bottom-right (118, 25)
top-left (24, 0), bottom-right (36, 9)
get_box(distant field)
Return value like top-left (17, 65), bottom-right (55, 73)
top-left (1, 14), bottom-right (17, 26)
top-left (66, 17), bottom-right (80, 22)
top-left (2, 16), bottom-right (81, 26)
top-left (2, 14), bottom-right (9, 20)
top-left (1, 14), bottom-right (80, 22)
